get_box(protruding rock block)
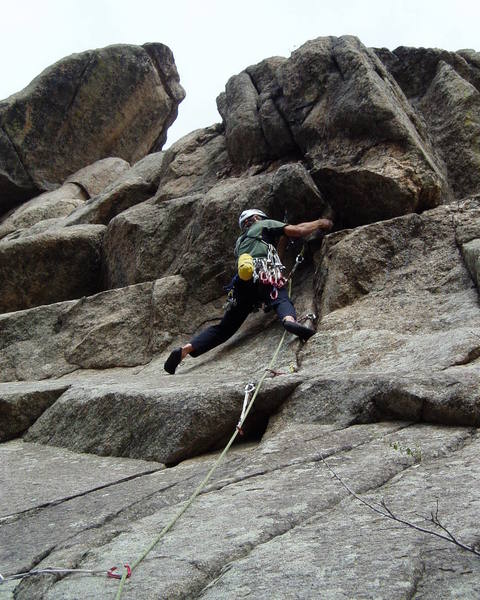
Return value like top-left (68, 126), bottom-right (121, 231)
top-left (0, 183), bottom-right (86, 239)
top-left (0, 224), bottom-right (105, 312)
top-left (0, 275), bottom-right (188, 382)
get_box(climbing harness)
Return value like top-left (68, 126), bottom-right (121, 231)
top-left (0, 565), bottom-right (131, 584)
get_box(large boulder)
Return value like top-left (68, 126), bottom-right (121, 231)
top-left (277, 36), bottom-right (446, 226)
top-left (24, 376), bottom-right (298, 465)
top-left (0, 224), bottom-right (105, 313)
top-left (0, 43), bottom-right (185, 215)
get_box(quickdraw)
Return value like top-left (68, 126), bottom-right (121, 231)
top-left (286, 251), bottom-right (305, 280)
top-left (0, 565), bottom-right (131, 584)
top-left (298, 312), bottom-right (317, 323)
top-left (237, 383), bottom-right (255, 435)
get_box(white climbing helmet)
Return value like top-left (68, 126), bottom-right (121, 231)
top-left (238, 209), bottom-right (267, 231)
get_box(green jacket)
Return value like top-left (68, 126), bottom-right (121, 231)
top-left (234, 219), bottom-right (286, 259)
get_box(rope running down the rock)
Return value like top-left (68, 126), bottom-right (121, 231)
top-left (114, 271), bottom-right (300, 600)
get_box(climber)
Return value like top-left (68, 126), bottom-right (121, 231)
top-left (164, 209), bottom-right (333, 374)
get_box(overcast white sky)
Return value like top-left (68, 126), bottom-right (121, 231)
top-left (1, 0), bottom-right (478, 147)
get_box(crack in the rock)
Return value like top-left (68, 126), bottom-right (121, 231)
top-left (0, 124), bottom-right (36, 188)
top-left (145, 281), bottom-right (158, 357)
top-left (200, 422), bottom-right (468, 495)
top-left (245, 69), bottom-right (301, 160)
top-left (330, 51), bottom-right (346, 83)
top-left (64, 55), bottom-right (94, 118)
top-left (202, 422), bottom-right (414, 494)
top-left (12, 548), bottom-right (93, 600)
top-left (191, 456), bottom-right (425, 599)
top-left (244, 70), bottom-right (272, 157)
top-left (3, 544), bottom-right (56, 583)
top-left (406, 558), bottom-right (426, 599)
top-left (0, 467), bottom-right (164, 525)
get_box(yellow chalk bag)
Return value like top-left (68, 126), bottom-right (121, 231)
top-left (238, 253), bottom-right (255, 281)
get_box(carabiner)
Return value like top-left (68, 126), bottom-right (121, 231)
top-left (107, 565), bottom-right (132, 580)
top-left (244, 383), bottom-right (255, 394)
top-left (270, 288), bottom-right (278, 300)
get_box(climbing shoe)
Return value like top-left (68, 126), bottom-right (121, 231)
top-left (283, 320), bottom-right (315, 342)
top-left (164, 348), bottom-right (182, 374)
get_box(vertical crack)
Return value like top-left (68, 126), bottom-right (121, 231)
top-left (246, 70), bottom-right (301, 159)
top-left (0, 124), bottom-right (36, 189)
top-left (63, 55), bottom-right (94, 117)
top-left (406, 559), bottom-right (426, 599)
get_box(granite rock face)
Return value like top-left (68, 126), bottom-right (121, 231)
top-left (1, 36), bottom-right (480, 600)
top-left (0, 276), bottom-right (188, 381)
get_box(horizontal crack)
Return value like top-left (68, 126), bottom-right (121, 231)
top-left (2, 544), bottom-right (56, 582)
top-left (0, 467), bottom-right (164, 525)
top-left (204, 422), bottom-right (413, 494)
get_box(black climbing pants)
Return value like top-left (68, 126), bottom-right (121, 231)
top-left (190, 278), bottom-right (296, 357)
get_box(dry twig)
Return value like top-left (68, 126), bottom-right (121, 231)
top-left (320, 453), bottom-right (480, 557)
